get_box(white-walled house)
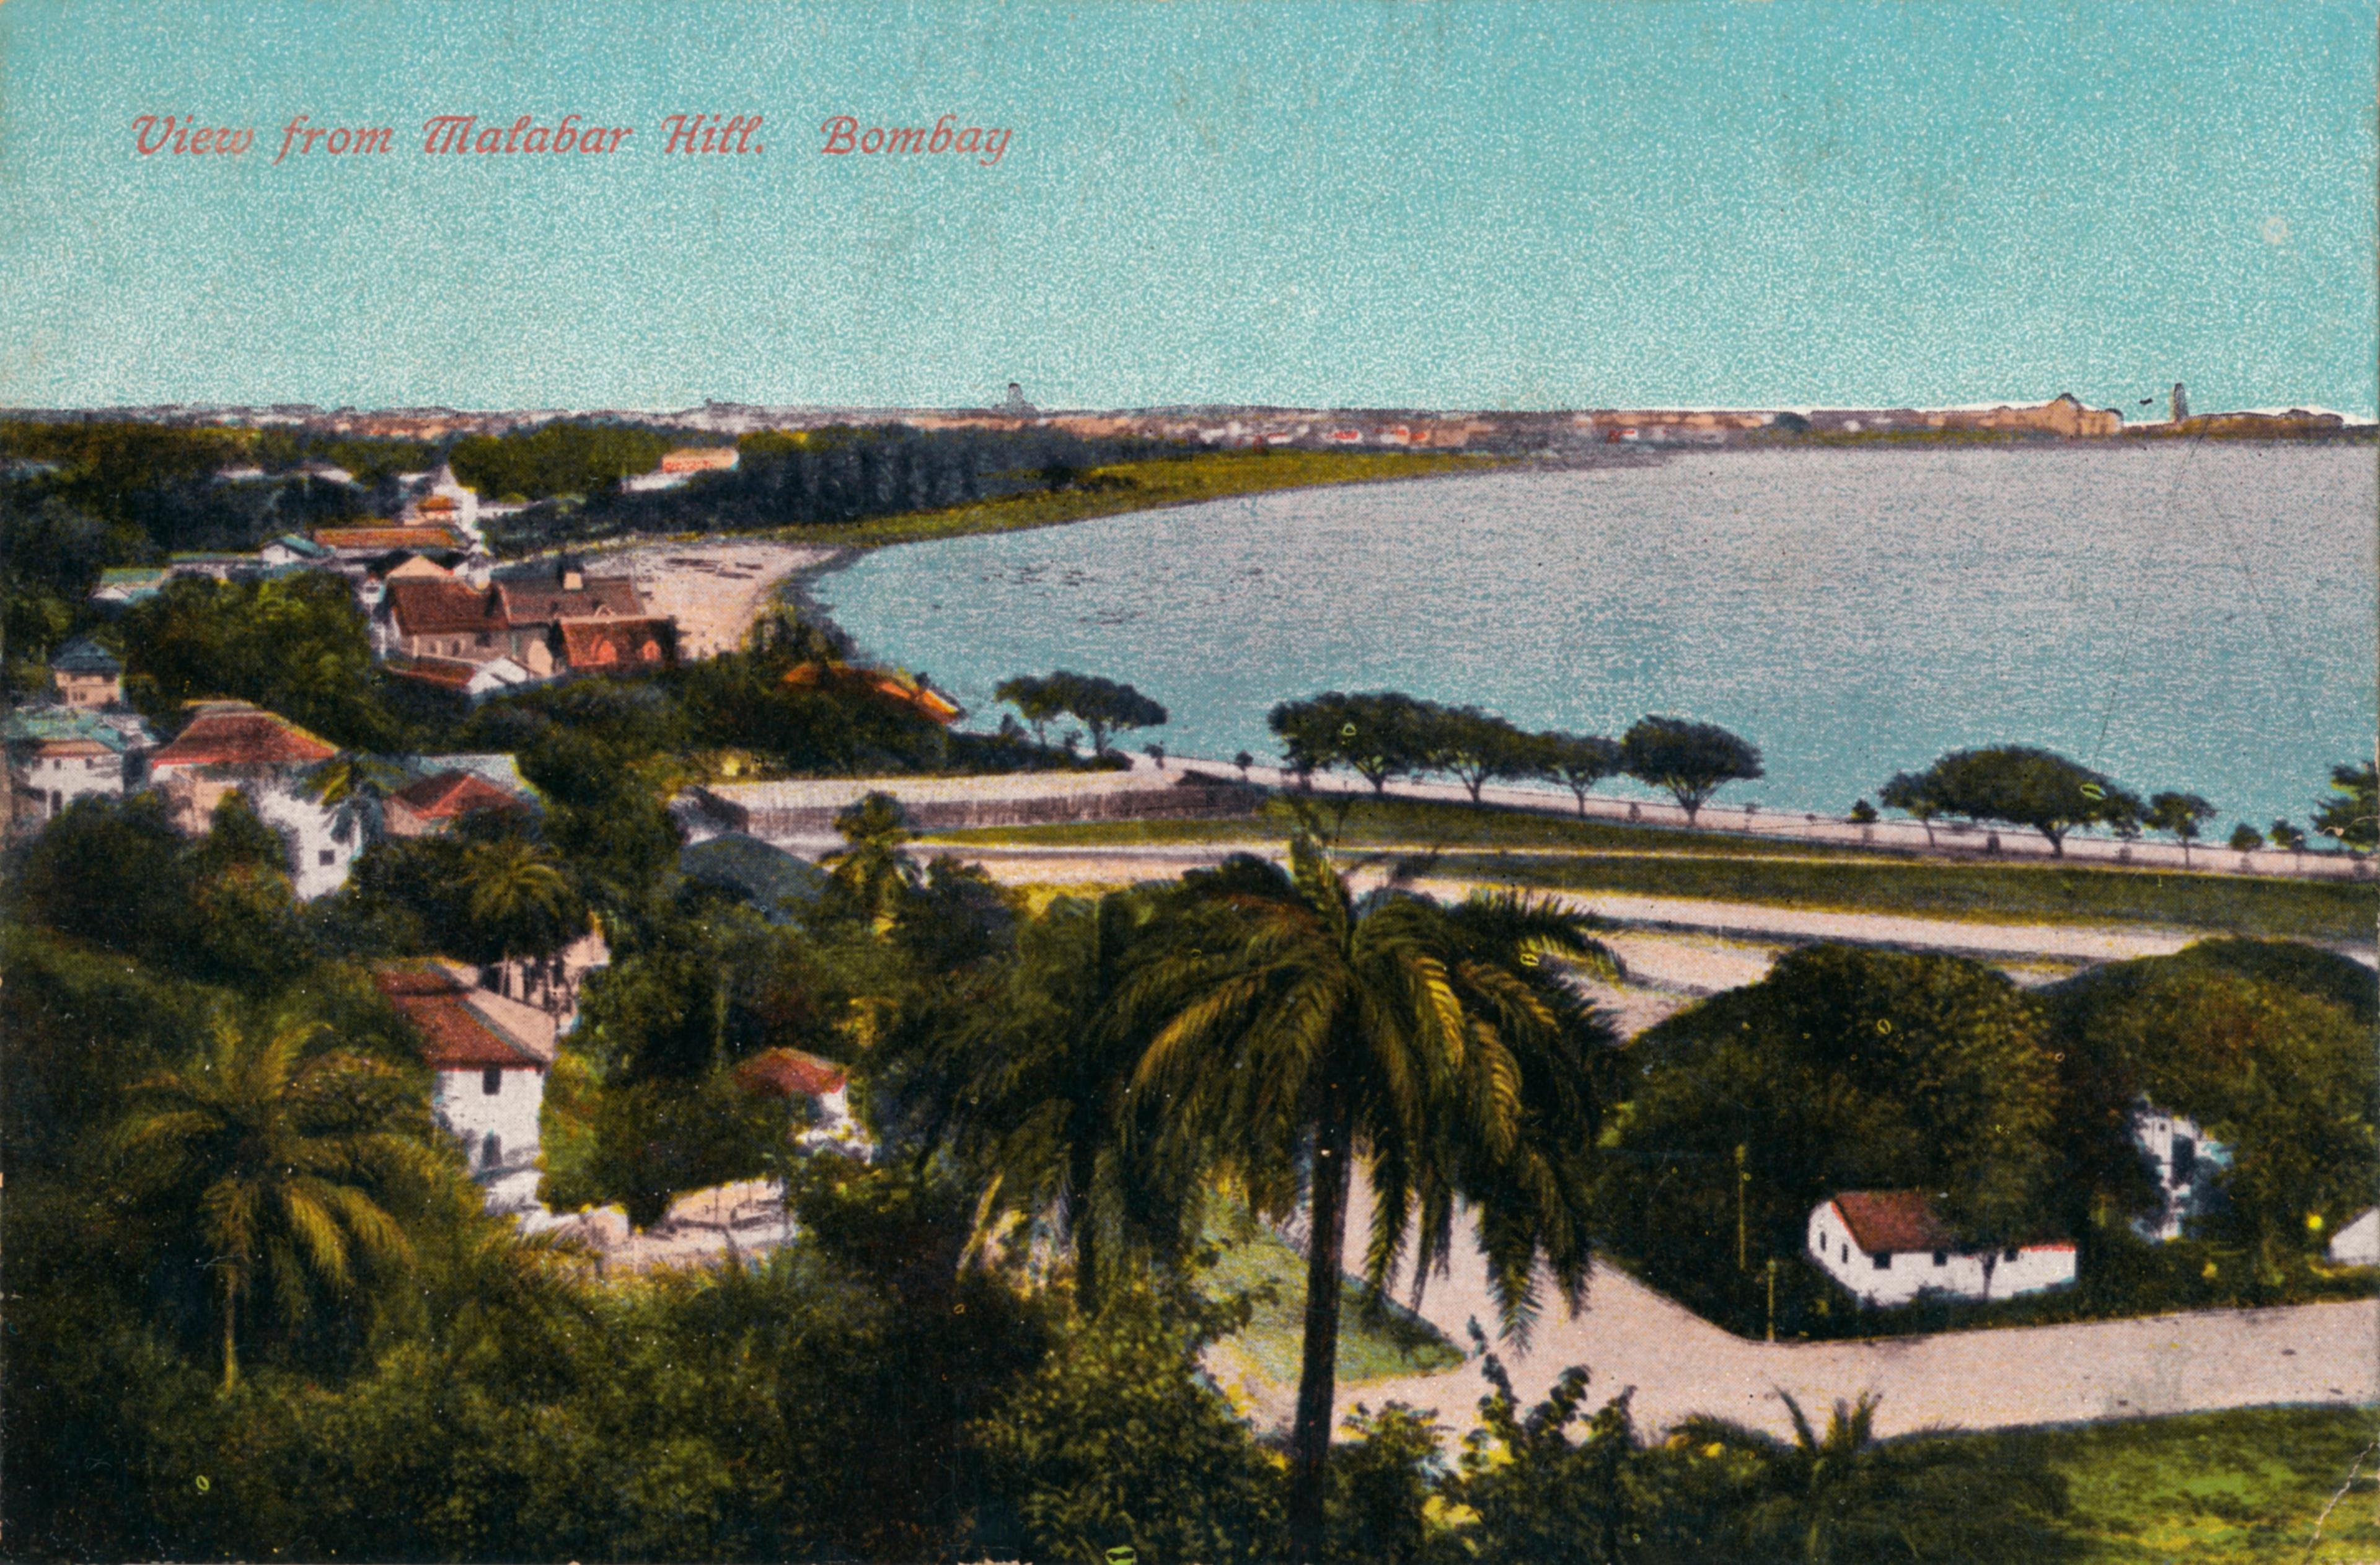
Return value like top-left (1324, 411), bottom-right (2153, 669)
top-left (374, 960), bottom-right (558, 1214)
top-left (1807, 1191), bottom-right (2076, 1308)
top-left (143, 701), bottom-right (359, 898)
top-left (2128, 1103), bottom-right (2230, 1241)
top-left (2329, 1208), bottom-right (2380, 1266)
top-left (4, 707), bottom-right (143, 828)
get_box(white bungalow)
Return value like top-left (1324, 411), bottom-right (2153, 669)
top-left (372, 960), bottom-right (558, 1214)
top-left (1807, 1190), bottom-right (2076, 1308)
top-left (2329, 1209), bottom-right (2380, 1266)
top-left (2128, 1103), bottom-right (2229, 1241)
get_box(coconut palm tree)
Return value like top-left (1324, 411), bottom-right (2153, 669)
top-left (459, 835), bottom-right (580, 963)
top-left (889, 888), bottom-right (1188, 1312)
top-left (112, 1013), bottom-right (439, 1390)
top-left (302, 752), bottom-right (407, 852)
top-left (1127, 835), bottom-right (1618, 1561)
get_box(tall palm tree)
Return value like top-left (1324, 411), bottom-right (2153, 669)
top-left (303, 752), bottom-right (407, 851)
top-left (891, 888), bottom-right (1187, 1311)
top-left (1127, 835), bottom-right (1618, 1560)
top-left (112, 1013), bottom-right (440, 1390)
top-left (459, 835), bottom-right (578, 962)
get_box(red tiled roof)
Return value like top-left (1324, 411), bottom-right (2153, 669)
top-left (660, 446), bottom-right (738, 473)
top-left (416, 494), bottom-right (458, 513)
top-left (372, 963), bottom-right (547, 1071)
top-left (316, 526), bottom-right (467, 552)
top-left (782, 661), bottom-right (962, 723)
top-left (1832, 1191), bottom-right (1959, 1255)
top-left (558, 616), bottom-right (675, 672)
top-left (393, 769), bottom-right (521, 819)
top-left (496, 576), bottom-right (641, 627)
top-left (383, 655), bottom-right (481, 692)
top-left (148, 705), bottom-right (338, 771)
top-left (734, 1048), bottom-right (847, 1099)
top-left (386, 580), bottom-right (508, 638)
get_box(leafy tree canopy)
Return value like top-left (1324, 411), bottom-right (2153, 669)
top-left (1881, 746), bottom-right (2137, 857)
top-left (1620, 716), bottom-right (1763, 822)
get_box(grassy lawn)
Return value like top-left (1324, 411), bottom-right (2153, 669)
top-left (1450, 852), bottom-right (2376, 944)
top-left (925, 797), bottom-right (2379, 943)
top-left (1924, 1405), bottom-right (2380, 1562)
top-left (1200, 1206), bottom-right (1462, 1386)
top-left (790, 449), bottom-right (1499, 552)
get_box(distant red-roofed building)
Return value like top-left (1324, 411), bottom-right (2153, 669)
top-left (315, 525), bottom-right (469, 557)
top-left (660, 446), bottom-right (739, 474)
top-left (1807, 1190), bottom-right (2074, 1308)
top-left (385, 767), bottom-right (527, 838)
top-left (144, 701), bottom-right (359, 897)
top-left (557, 615), bottom-right (677, 673)
top-left (377, 579), bottom-right (557, 671)
top-left (736, 1047), bottom-right (871, 1158)
top-left (374, 960), bottom-right (556, 1199)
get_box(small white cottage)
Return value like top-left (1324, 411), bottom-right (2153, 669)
top-left (2128, 1103), bottom-right (2229, 1242)
top-left (2329, 1208), bottom-right (2380, 1267)
top-left (1807, 1190), bottom-right (2075, 1308)
top-left (374, 959), bottom-right (558, 1212)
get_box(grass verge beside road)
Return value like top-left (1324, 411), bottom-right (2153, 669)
top-left (1200, 1206), bottom-right (1461, 1386)
top-left (1937, 1405), bottom-right (2380, 1563)
top-left (925, 797), bottom-right (2380, 944)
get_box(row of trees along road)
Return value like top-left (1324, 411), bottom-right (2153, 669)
top-left (1268, 693), bottom-right (1763, 821)
top-left (1879, 748), bottom-right (2380, 860)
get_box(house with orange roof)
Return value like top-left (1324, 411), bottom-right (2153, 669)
top-left (781, 660), bottom-right (962, 724)
top-left (735, 1047), bottom-right (872, 1158)
top-left (373, 959), bottom-right (558, 1210)
top-left (384, 767), bottom-right (529, 838)
top-left (315, 524), bottom-right (469, 558)
top-left (557, 615), bottom-right (678, 673)
top-left (1806, 1189), bottom-right (2074, 1308)
top-left (143, 700), bottom-right (358, 897)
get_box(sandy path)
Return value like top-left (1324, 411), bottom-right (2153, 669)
top-left (599, 541), bottom-right (835, 659)
top-left (1222, 1183), bottom-right (2380, 1447)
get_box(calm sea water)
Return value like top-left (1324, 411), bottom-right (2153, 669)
top-left (819, 447), bottom-right (2376, 832)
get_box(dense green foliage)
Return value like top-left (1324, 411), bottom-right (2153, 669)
top-left (1619, 716), bottom-right (1765, 821)
top-left (120, 571), bottom-right (403, 749)
top-left (1882, 747), bottom-right (2141, 858)
top-left (448, 421), bottom-right (677, 502)
top-left (481, 423), bottom-right (1178, 553)
top-left (994, 668), bottom-right (1170, 756)
top-left (1594, 938), bottom-right (2373, 1340)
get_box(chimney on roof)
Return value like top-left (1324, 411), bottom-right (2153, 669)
top-left (2171, 382), bottom-right (2189, 423)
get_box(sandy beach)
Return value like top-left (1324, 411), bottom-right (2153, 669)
top-left (596, 540), bottom-right (837, 659)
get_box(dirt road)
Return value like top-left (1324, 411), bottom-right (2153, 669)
top-left (1231, 1184), bottom-right (2380, 1447)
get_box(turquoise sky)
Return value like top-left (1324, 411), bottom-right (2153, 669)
top-left (2, 1), bottom-right (2373, 413)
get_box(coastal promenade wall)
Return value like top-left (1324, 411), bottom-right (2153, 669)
top-left (687, 768), bottom-right (1264, 840)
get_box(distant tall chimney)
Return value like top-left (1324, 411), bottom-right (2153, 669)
top-left (2171, 382), bottom-right (2189, 423)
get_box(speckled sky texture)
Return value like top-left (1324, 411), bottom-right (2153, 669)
top-left (2, 1), bottom-right (2372, 413)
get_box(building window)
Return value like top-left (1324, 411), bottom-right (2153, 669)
top-left (482, 1067), bottom-right (502, 1096)
top-left (1871, 1253), bottom-right (1890, 1271)
top-left (1932, 1250), bottom-right (1948, 1267)
top-left (482, 1134), bottom-right (501, 1168)
top-left (2003, 1247), bottom-right (2019, 1262)
top-left (2172, 1137), bottom-right (2197, 1182)
top-left (318, 849), bottom-right (336, 866)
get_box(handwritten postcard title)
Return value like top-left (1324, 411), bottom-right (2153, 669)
top-left (127, 113), bottom-right (1014, 166)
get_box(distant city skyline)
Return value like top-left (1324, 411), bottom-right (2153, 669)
top-left (1, 1), bottom-right (2372, 418)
